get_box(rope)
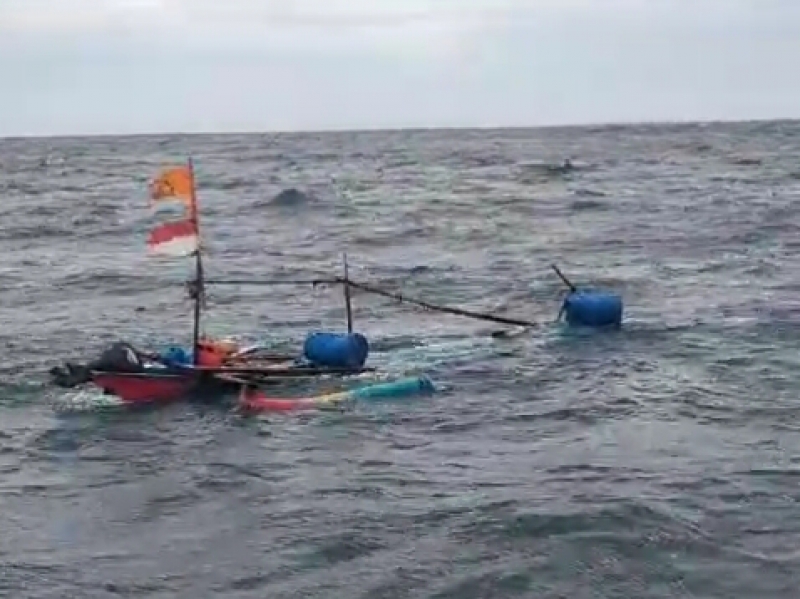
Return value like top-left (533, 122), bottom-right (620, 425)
top-left (204, 277), bottom-right (338, 286)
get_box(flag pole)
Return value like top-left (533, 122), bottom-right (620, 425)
top-left (187, 157), bottom-right (204, 366)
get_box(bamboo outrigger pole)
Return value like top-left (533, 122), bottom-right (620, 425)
top-left (338, 278), bottom-right (540, 328)
top-left (551, 264), bottom-right (576, 293)
top-left (343, 253), bottom-right (353, 333)
top-left (202, 274), bottom-right (540, 328)
top-left (201, 260), bottom-right (571, 330)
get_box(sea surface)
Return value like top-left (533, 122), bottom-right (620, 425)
top-left (1, 121), bottom-right (800, 598)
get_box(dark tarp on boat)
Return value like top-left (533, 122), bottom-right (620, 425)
top-left (49, 341), bottom-right (149, 388)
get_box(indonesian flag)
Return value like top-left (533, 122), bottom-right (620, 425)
top-left (147, 218), bottom-right (199, 256)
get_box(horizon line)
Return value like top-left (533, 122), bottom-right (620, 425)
top-left (1, 115), bottom-right (798, 141)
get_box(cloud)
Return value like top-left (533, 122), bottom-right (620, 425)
top-left (0, 0), bottom-right (799, 135)
top-left (1, 0), bottom-right (163, 34)
top-left (0, 1), bottom-right (774, 58)
top-left (2, 0), bottom-right (519, 30)
top-left (1, 0), bottom-right (514, 48)
top-left (0, 0), bottom-right (542, 79)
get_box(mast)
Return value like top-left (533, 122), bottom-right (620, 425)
top-left (187, 157), bottom-right (204, 366)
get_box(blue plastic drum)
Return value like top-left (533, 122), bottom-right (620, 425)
top-left (303, 332), bottom-right (370, 369)
top-left (560, 291), bottom-right (623, 328)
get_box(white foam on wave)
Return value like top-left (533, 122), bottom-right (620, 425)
top-left (52, 390), bottom-right (125, 413)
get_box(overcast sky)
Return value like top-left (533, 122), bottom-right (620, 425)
top-left (1, 0), bottom-right (799, 136)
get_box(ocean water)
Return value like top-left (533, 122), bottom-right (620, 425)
top-left (2, 121), bottom-right (800, 597)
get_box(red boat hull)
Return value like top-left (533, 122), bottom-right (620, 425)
top-left (92, 372), bottom-right (198, 404)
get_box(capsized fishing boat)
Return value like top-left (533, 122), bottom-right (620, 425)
top-left (48, 160), bottom-right (373, 404)
top-left (48, 162), bottom-right (624, 407)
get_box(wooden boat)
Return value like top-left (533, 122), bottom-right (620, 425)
top-left (49, 160), bottom-right (370, 405)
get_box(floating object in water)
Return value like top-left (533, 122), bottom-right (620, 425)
top-left (239, 375), bottom-right (435, 413)
top-left (560, 290), bottom-right (623, 328)
top-left (550, 264), bottom-right (623, 328)
top-left (303, 332), bottom-right (370, 369)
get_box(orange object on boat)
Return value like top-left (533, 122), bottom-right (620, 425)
top-left (196, 337), bottom-right (239, 367)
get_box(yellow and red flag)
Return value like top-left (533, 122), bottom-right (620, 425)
top-left (149, 165), bottom-right (196, 214)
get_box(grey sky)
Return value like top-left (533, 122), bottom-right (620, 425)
top-left (1, 0), bottom-right (799, 136)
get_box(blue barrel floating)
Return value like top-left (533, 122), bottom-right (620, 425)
top-left (303, 332), bottom-right (370, 369)
top-left (560, 290), bottom-right (623, 328)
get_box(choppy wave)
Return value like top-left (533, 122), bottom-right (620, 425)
top-left (2, 120), bottom-right (800, 597)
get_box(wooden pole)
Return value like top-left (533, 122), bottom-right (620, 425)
top-left (343, 253), bottom-right (353, 333)
top-left (551, 264), bottom-right (577, 293)
top-left (341, 278), bottom-right (539, 328)
top-left (188, 157), bottom-right (204, 366)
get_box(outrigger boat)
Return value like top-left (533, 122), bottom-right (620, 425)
top-left (49, 159), bottom-right (373, 405)
top-left (48, 160), bottom-right (626, 409)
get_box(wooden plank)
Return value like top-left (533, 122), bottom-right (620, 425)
top-left (194, 365), bottom-right (374, 377)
